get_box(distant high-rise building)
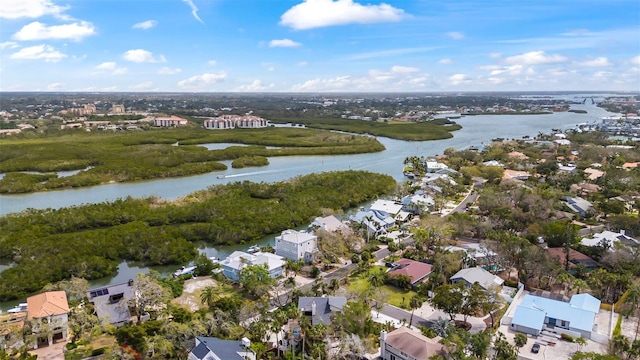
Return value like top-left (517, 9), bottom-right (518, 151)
top-left (111, 104), bottom-right (125, 114)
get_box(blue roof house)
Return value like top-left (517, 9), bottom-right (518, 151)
top-left (510, 293), bottom-right (601, 339)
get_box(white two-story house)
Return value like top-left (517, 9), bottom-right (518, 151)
top-left (275, 229), bottom-right (318, 263)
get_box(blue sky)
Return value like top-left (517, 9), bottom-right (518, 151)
top-left (1, 0), bottom-right (639, 92)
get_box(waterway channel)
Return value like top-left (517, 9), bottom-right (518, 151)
top-left (0, 101), bottom-right (616, 310)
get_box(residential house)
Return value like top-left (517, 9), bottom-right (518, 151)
top-left (546, 247), bottom-right (599, 271)
top-left (221, 251), bottom-right (285, 281)
top-left (450, 267), bottom-right (504, 291)
top-left (387, 259), bottom-right (432, 287)
top-left (401, 193), bottom-right (435, 215)
top-left (0, 312), bottom-right (26, 351)
top-left (510, 293), bottom-right (601, 339)
top-left (424, 161), bottom-right (449, 173)
top-left (584, 168), bottom-right (605, 181)
top-left (311, 215), bottom-right (351, 234)
top-left (508, 151), bottom-right (529, 160)
top-left (275, 229), bottom-right (318, 263)
top-left (445, 243), bottom-right (497, 268)
top-left (27, 291), bottom-right (69, 349)
top-left (369, 199), bottom-right (403, 218)
top-left (86, 280), bottom-right (135, 326)
top-left (502, 169), bottom-right (530, 181)
top-left (564, 197), bottom-right (594, 217)
top-left (558, 164), bottom-right (577, 174)
top-left (153, 116), bottom-right (188, 127)
top-left (380, 328), bottom-right (446, 360)
top-left (298, 296), bottom-right (347, 326)
top-left (352, 209), bottom-right (395, 238)
top-left (188, 337), bottom-right (255, 360)
top-left (570, 182), bottom-right (601, 195)
top-left (580, 230), bottom-right (639, 250)
top-left (622, 162), bottom-right (638, 170)
top-left (483, 160), bottom-right (504, 167)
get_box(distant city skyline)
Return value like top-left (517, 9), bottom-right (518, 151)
top-left (1, 0), bottom-right (639, 92)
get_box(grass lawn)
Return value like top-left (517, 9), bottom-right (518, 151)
top-left (347, 266), bottom-right (417, 309)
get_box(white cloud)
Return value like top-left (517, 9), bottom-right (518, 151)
top-left (13, 21), bottom-right (96, 41)
top-left (9, 44), bottom-right (66, 62)
top-left (129, 81), bottom-right (156, 91)
top-left (269, 39), bottom-right (302, 48)
top-left (133, 20), bottom-right (157, 30)
top-left (96, 61), bottom-right (116, 70)
top-left (489, 53), bottom-right (502, 59)
top-left (0, 42), bottom-right (19, 50)
top-left (446, 31), bottom-right (464, 40)
top-left (207, 60), bottom-right (217, 66)
top-left (158, 67), bottom-right (182, 75)
top-left (448, 73), bottom-right (471, 85)
top-left (390, 65), bottom-right (419, 73)
top-left (177, 72), bottom-right (227, 90)
top-left (47, 82), bottom-right (64, 90)
top-left (235, 80), bottom-right (275, 92)
top-left (297, 61), bottom-right (308, 66)
top-left (280, 0), bottom-right (406, 30)
top-left (439, 58), bottom-right (453, 64)
top-left (290, 65), bottom-right (431, 91)
top-left (123, 49), bottom-right (166, 63)
top-left (347, 46), bottom-right (438, 60)
top-left (577, 57), bottom-right (612, 67)
top-left (0, 0), bottom-right (69, 19)
top-left (182, 0), bottom-right (204, 24)
top-left (112, 67), bottom-right (128, 75)
top-left (505, 51), bottom-right (567, 65)
top-left (631, 55), bottom-right (640, 65)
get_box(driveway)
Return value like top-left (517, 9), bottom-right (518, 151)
top-left (30, 341), bottom-right (66, 360)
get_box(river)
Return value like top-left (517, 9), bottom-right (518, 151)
top-left (0, 101), bottom-right (616, 310)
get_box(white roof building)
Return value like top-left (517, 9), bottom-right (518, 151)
top-left (580, 230), bottom-right (639, 249)
top-left (370, 199), bottom-right (403, 217)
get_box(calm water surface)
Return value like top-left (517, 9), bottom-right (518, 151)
top-left (0, 103), bottom-right (615, 310)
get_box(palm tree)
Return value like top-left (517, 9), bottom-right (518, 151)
top-left (368, 269), bottom-right (385, 289)
top-left (199, 286), bottom-right (218, 308)
top-left (409, 295), bottom-right (423, 327)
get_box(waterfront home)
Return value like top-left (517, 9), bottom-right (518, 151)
top-left (153, 115), bottom-right (187, 127)
top-left (0, 312), bottom-right (27, 351)
top-left (310, 215), bottom-right (351, 234)
top-left (221, 251), bottom-right (285, 281)
top-left (86, 280), bottom-right (136, 326)
top-left (387, 259), bottom-right (433, 288)
top-left (401, 193), bottom-right (435, 215)
top-left (188, 337), bottom-right (255, 360)
top-left (351, 209), bottom-right (395, 238)
top-left (275, 229), bottom-right (318, 263)
top-left (380, 328), bottom-right (445, 360)
top-left (27, 291), bottom-right (69, 349)
top-left (450, 267), bottom-right (504, 291)
top-left (298, 296), bottom-right (347, 326)
top-left (509, 293), bottom-right (600, 340)
top-left (369, 199), bottom-right (403, 218)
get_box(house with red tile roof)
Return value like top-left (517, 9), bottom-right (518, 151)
top-left (27, 291), bottom-right (69, 349)
top-left (387, 259), bottom-right (432, 287)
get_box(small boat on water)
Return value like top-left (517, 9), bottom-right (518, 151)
top-left (7, 303), bottom-right (28, 314)
top-left (173, 266), bottom-right (196, 277)
top-left (247, 245), bottom-right (260, 254)
top-left (217, 175), bottom-right (226, 179)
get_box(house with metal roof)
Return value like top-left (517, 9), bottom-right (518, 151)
top-left (510, 293), bottom-right (601, 339)
top-left (188, 337), bottom-right (255, 360)
top-left (450, 266), bottom-right (504, 291)
top-left (580, 230), bottom-right (639, 250)
top-left (298, 296), bottom-right (346, 326)
top-left (86, 280), bottom-right (136, 327)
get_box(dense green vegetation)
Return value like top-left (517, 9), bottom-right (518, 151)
top-left (270, 117), bottom-right (461, 141)
top-left (0, 170), bottom-right (396, 300)
top-left (0, 127), bottom-right (384, 193)
top-left (231, 155), bottom-right (269, 168)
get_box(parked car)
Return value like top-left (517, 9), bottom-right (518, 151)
top-left (531, 343), bottom-right (541, 353)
